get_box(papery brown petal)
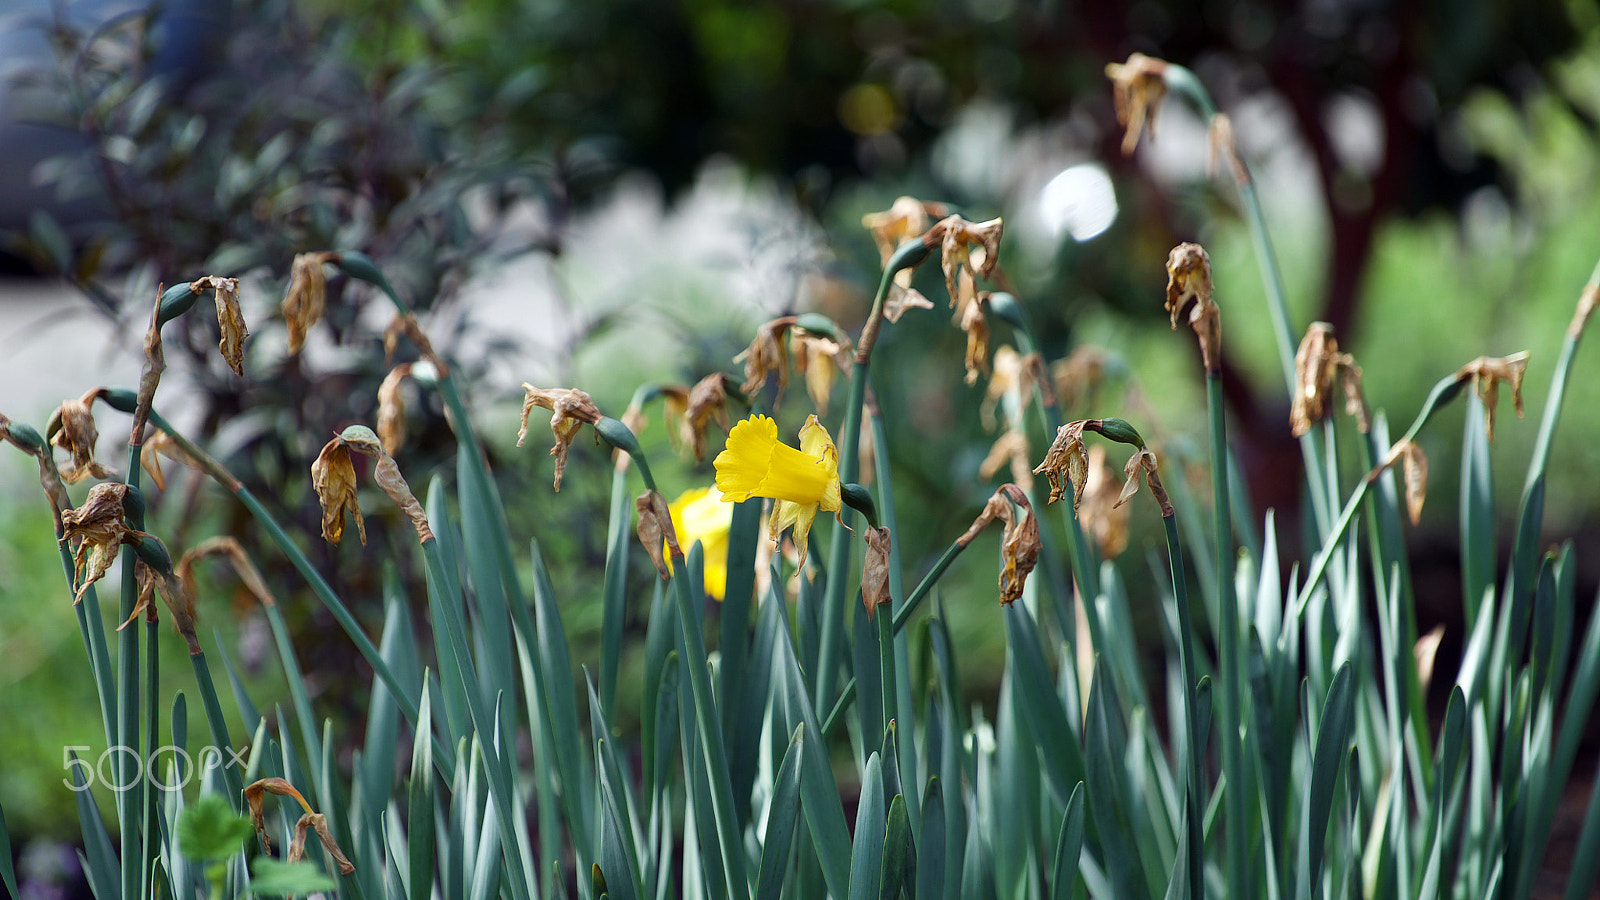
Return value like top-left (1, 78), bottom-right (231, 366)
top-left (1402, 441), bottom-right (1428, 526)
top-left (1207, 113), bottom-right (1250, 186)
top-left (244, 777), bottom-right (314, 856)
top-left (1033, 420), bottom-right (1089, 507)
top-left (735, 318), bottom-right (795, 399)
top-left (61, 482), bottom-right (133, 602)
top-left (296, 813), bottom-right (356, 875)
top-left (52, 394), bottom-right (115, 484)
top-left (961, 297), bottom-right (990, 386)
top-left (684, 373), bottom-right (730, 461)
top-left (177, 536), bottom-right (277, 609)
top-left (133, 291), bottom-right (165, 442)
top-left (1077, 445), bottom-right (1130, 558)
top-left (862, 526), bottom-right (892, 618)
top-left (518, 385), bottom-right (603, 491)
top-left (1291, 324), bottom-right (1338, 437)
top-left (1051, 346), bottom-right (1109, 413)
top-left (996, 485), bottom-right (1040, 605)
top-left (377, 364), bottom-right (413, 454)
top-left (635, 490), bottom-right (680, 579)
top-left (194, 276), bottom-right (246, 376)
top-left (311, 439), bottom-right (363, 545)
top-left (283, 252), bottom-right (334, 355)
top-left (1415, 624), bottom-right (1445, 695)
top-left (882, 281), bottom-right (934, 323)
top-left (1105, 53), bottom-right (1169, 154)
top-left (372, 451), bottom-right (434, 544)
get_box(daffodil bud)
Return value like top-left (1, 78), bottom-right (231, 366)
top-left (131, 532), bottom-right (172, 573)
top-left (595, 416), bottom-right (642, 457)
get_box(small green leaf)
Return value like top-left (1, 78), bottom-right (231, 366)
top-left (178, 793), bottom-right (253, 863)
top-left (248, 859), bottom-right (339, 896)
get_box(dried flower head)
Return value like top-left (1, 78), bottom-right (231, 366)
top-left (735, 317), bottom-right (797, 400)
top-left (287, 813), bottom-right (355, 874)
top-left (681, 373), bottom-right (731, 462)
top-left (311, 437), bottom-right (363, 545)
top-left (635, 489), bottom-right (681, 580)
top-left (62, 483), bottom-right (131, 602)
top-left (956, 484), bottom-right (1040, 605)
top-left (924, 215), bottom-right (1003, 309)
top-left (1113, 446), bottom-right (1171, 517)
top-left (861, 525), bottom-right (893, 618)
top-left (1105, 53), bottom-right (1169, 155)
top-left (960, 294), bottom-right (991, 385)
top-left (128, 561), bottom-right (201, 654)
top-left (1051, 345), bottom-right (1109, 413)
top-left (376, 363), bottom-right (413, 454)
top-left (1077, 445), bottom-right (1130, 558)
top-left (1207, 113), bottom-right (1250, 186)
top-left (1454, 352), bottom-right (1529, 442)
top-left (50, 389), bottom-right (116, 484)
top-left (192, 276), bottom-right (246, 375)
top-left (791, 330), bottom-right (850, 412)
top-left (175, 536), bottom-right (277, 609)
top-left (1369, 438), bottom-right (1430, 525)
top-left (244, 777), bottom-right (314, 856)
top-left (978, 428), bottom-right (1034, 493)
top-left (383, 313), bottom-right (448, 373)
top-left (283, 251), bottom-right (337, 355)
top-left (517, 385), bottom-right (605, 491)
top-left (864, 196), bottom-right (946, 322)
top-left (1165, 242), bottom-right (1221, 373)
top-left (137, 428), bottom-right (199, 492)
top-left (337, 425), bottom-right (433, 544)
top-left (1291, 323), bottom-right (1369, 436)
top-left (133, 289), bottom-right (167, 442)
top-left (1034, 420), bottom-right (1089, 508)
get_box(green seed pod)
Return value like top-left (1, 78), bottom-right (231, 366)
top-left (4, 420), bottom-right (46, 453)
top-left (131, 532), bottom-right (173, 574)
top-left (793, 312), bottom-right (844, 341)
top-left (594, 416), bottom-right (642, 457)
top-left (986, 292), bottom-right (1027, 330)
top-left (100, 388), bottom-right (139, 414)
top-left (120, 483), bottom-right (147, 530)
top-left (156, 283), bottom-right (198, 326)
top-left (887, 237), bottom-right (931, 274)
top-left (1095, 417), bottom-right (1146, 449)
top-left (840, 482), bottom-right (879, 529)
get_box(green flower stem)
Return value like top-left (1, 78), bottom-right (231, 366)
top-left (1203, 371), bottom-right (1250, 899)
top-left (1292, 374), bottom-right (1467, 616)
top-left (142, 616), bottom-right (160, 900)
top-left (816, 242), bottom-right (922, 706)
top-left (1163, 62), bottom-right (1336, 536)
top-left (1162, 512), bottom-right (1205, 900)
top-left (139, 409), bottom-right (452, 772)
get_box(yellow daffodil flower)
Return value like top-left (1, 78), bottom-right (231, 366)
top-left (668, 485), bottom-right (734, 600)
top-left (714, 414), bottom-right (841, 559)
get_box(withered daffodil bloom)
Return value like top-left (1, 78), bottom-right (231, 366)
top-left (713, 414), bottom-right (841, 559)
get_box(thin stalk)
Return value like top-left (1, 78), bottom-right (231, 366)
top-left (117, 445), bottom-right (143, 900)
top-left (816, 239), bottom-right (926, 706)
top-left (1205, 372), bottom-right (1250, 899)
top-left (1162, 513), bottom-right (1205, 900)
top-left (142, 617), bottom-right (160, 900)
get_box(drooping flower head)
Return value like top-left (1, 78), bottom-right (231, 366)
top-left (517, 385), bottom-right (605, 491)
top-left (1105, 53), bottom-right (1169, 155)
top-left (1454, 352), bottom-right (1529, 443)
top-left (714, 414), bottom-right (841, 560)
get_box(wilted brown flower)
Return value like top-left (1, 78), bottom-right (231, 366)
top-left (283, 252), bottom-right (337, 355)
top-left (383, 313), bottom-right (449, 374)
top-left (681, 373), bottom-right (731, 461)
top-left (376, 364), bottom-right (413, 454)
top-left (50, 390), bottom-right (115, 484)
top-left (862, 525), bottom-right (893, 618)
top-left (791, 330), bottom-right (850, 412)
top-left (1077, 445), bottom-right (1130, 558)
top-left (960, 294), bottom-right (990, 386)
top-left (864, 197), bottom-right (946, 322)
top-left (244, 778), bottom-right (313, 857)
top-left (1207, 113), bottom-right (1249, 186)
top-left (1105, 53), bottom-right (1169, 155)
top-left (288, 813), bottom-right (356, 875)
top-left (735, 317), bottom-right (797, 399)
top-left (128, 561), bottom-right (200, 655)
top-left (883, 282), bottom-right (936, 323)
top-left (1369, 438), bottom-right (1429, 525)
top-left (1113, 446), bottom-right (1171, 517)
top-left (1291, 323), bottom-right (1368, 436)
top-left (982, 346), bottom-right (1035, 430)
top-left (978, 428), bottom-right (1034, 493)
top-left (133, 289), bottom-right (166, 443)
top-left (192, 276), bottom-right (246, 376)
top-left (924, 215), bottom-right (1004, 309)
top-left (956, 484), bottom-right (1040, 605)
top-left (1454, 352), bottom-right (1529, 442)
top-left (311, 437), bottom-right (363, 545)
top-left (340, 425), bottom-right (433, 544)
top-left (138, 428), bottom-right (201, 492)
top-left (635, 490), bottom-right (681, 580)
top-left (1052, 345), bottom-right (1109, 413)
top-left (1034, 420), bottom-right (1089, 508)
top-left (61, 482), bottom-right (144, 603)
top-left (175, 536), bottom-right (277, 609)
top-left (1165, 242), bottom-right (1221, 373)
top-left (517, 385), bottom-right (605, 491)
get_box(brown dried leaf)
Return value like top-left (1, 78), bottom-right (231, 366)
top-left (862, 526), bottom-right (892, 618)
top-left (517, 385), bottom-right (604, 491)
top-left (311, 438), bottom-right (363, 545)
top-left (635, 490), bottom-right (680, 579)
top-left (1033, 420), bottom-right (1089, 508)
top-left (290, 813), bottom-right (356, 875)
top-left (244, 777), bottom-right (314, 856)
top-left (1105, 53), bottom-right (1169, 154)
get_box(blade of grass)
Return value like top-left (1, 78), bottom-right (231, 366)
top-left (754, 726), bottom-right (805, 900)
top-left (883, 794), bottom-right (915, 900)
top-left (1295, 662), bottom-right (1355, 900)
top-left (1051, 783), bottom-right (1086, 900)
top-left (919, 778), bottom-right (947, 900)
top-left (849, 754), bottom-right (887, 900)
